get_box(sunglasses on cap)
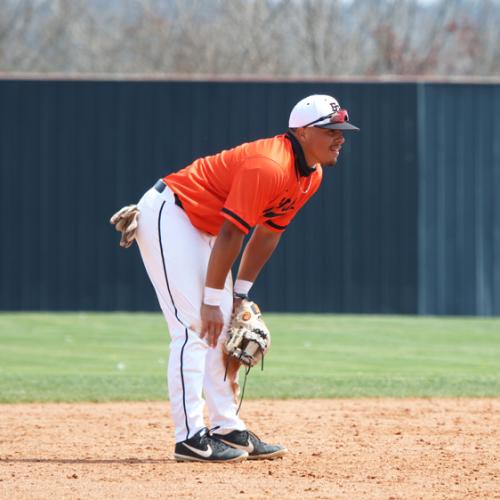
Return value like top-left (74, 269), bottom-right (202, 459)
top-left (303, 109), bottom-right (350, 128)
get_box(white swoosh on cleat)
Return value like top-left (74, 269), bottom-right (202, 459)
top-left (183, 443), bottom-right (212, 458)
top-left (221, 439), bottom-right (254, 454)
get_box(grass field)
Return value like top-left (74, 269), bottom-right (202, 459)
top-left (0, 313), bottom-right (499, 403)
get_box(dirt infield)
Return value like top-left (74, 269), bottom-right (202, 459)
top-left (0, 399), bottom-right (498, 499)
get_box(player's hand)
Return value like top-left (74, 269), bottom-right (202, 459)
top-left (232, 296), bottom-right (243, 314)
top-left (200, 303), bottom-right (224, 348)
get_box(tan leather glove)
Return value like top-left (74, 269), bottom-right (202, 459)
top-left (222, 299), bottom-right (271, 403)
top-left (110, 205), bottom-right (140, 248)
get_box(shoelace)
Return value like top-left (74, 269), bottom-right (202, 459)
top-left (204, 426), bottom-right (232, 452)
top-left (194, 427), bottom-right (227, 453)
top-left (223, 346), bottom-right (266, 416)
top-left (245, 430), bottom-right (262, 444)
top-left (236, 365), bottom-right (251, 415)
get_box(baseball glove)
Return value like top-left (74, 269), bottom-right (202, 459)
top-left (223, 299), bottom-right (271, 409)
top-left (110, 204), bottom-right (140, 248)
top-left (224, 299), bottom-right (271, 367)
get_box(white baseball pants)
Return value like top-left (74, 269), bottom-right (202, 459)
top-left (135, 183), bottom-right (246, 443)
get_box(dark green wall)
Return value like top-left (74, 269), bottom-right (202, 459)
top-left (0, 79), bottom-right (498, 314)
top-left (417, 83), bottom-right (500, 315)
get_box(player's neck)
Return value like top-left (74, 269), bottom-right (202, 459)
top-left (286, 131), bottom-right (317, 176)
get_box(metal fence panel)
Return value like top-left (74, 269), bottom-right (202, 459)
top-left (1, 79), bottom-right (497, 314)
top-left (418, 83), bottom-right (500, 315)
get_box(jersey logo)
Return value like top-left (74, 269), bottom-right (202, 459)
top-left (263, 197), bottom-right (295, 219)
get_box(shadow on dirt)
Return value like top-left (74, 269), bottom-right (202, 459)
top-left (0, 458), bottom-right (174, 464)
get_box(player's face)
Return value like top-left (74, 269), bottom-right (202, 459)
top-left (301, 128), bottom-right (345, 167)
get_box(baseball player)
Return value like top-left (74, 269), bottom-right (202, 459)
top-left (115, 94), bottom-right (359, 462)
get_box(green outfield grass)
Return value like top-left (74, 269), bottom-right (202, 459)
top-left (0, 313), bottom-right (499, 403)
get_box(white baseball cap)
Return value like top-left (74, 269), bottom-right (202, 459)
top-left (288, 94), bottom-right (359, 131)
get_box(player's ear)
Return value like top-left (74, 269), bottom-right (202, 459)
top-left (295, 127), bottom-right (308, 142)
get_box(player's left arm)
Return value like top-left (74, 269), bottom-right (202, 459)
top-left (236, 224), bottom-right (282, 283)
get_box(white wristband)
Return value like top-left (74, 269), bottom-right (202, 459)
top-left (234, 279), bottom-right (253, 295)
top-left (203, 287), bottom-right (223, 306)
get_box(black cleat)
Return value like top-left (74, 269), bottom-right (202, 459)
top-left (174, 427), bottom-right (248, 463)
top-left (213, 429), bottom-right (287, 460)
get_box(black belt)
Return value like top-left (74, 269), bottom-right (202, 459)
top-left (154, 180), bottom-right (183, 210)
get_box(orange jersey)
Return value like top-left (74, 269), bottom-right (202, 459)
top-left (163, 134), bottom-right (322, 235)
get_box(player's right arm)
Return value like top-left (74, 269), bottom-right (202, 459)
top-left (201, 221), bottom-right (246, 348)
top-left (200, 158), bottom-right (284, 347)
top-left (200, 222), bottom-right (281, 348)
